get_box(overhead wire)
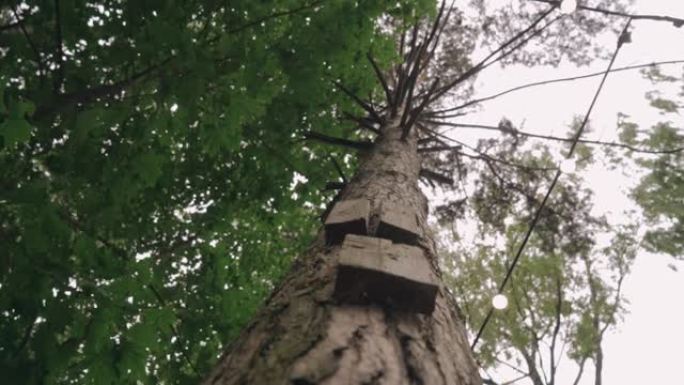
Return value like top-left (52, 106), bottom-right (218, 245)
top-left (469, 16), bottom-right (634, 351)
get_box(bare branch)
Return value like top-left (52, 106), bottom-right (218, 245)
top-left (367, 52), bottom-right (394, 107)
top-left (494, 356), bottom-right (531, 377)
top-left (340, 112), bottom-right (381, 135)
top-left (416, 125), bottom-right (557, 171)
top-left (520, 348), bottom-right (546, 385)
top-left (572, 357), bottom-right (588, 385)
top-left (503, 374), bottom-right (533, 385)
top-left (333, 81), bottom-right (383, 124)
top-left (600, 266), bottom-right (627, 336)
top-left (398, 22), bottom-right (421, 106)
top-left (226, 0), bottom-right (323, 34)
top-left (549, 274), bottom-right (563, 383)
top-left (418, 145), bottom-right (461, 153)
top-left (303, 131), bottom-right (373, 151)
top-left (418, 136), bottom-right (440, 145)
top-left (403, 77), bottom-right (440, 139)
top-left (419, 168), bottom-right (454, 186)
top-left (430, 6), bottom-right (557, 104)
top-left (329, 155), bottom-right (347, 184)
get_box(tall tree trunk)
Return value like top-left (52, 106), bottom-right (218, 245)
top-left (202, 117), bottom-right (482, 385)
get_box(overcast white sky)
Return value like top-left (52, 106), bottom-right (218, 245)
top-left (447, 1), bottom-right (684, 384)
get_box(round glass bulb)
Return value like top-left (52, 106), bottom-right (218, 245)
top-left (560, 0), bottom-right (577, 14)
top-left (560, 158), bottom-right (577, 174)
top-left (492, 294), bottom-right (509, 310)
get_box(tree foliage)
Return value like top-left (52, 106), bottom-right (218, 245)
top-left (0, 1), bottom-right (432, 383)
top-left (619, 67), bottom-right (684, 258)
top-left (438, 135), bottom-right (637, 385)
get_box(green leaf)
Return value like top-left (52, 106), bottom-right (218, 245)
top-left (650, 97), bottom-right (679, 113)
top-left (1, 118), bottom-right (32, 146)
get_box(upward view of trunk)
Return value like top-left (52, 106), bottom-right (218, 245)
top-left (202, 116), bottom-right (482, 385)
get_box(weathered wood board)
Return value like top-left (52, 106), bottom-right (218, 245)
top-left (376, 202), bottom-right (419, 245)
top-left (324, 199), bottom-right (371, 245)
top-left (333, 234), bottom-right (438, 314)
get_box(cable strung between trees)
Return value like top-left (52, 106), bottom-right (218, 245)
top-left (470, 17), bottom-right (634, 351)
top-left (430, 59), bottom-right (684, 117)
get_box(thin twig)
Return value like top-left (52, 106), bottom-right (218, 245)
top-left (226, 0), bottom-right (324, 34)
top-left (340, 112), bottom-right (381, 135)
top-left (418, 145), bottom-right (461, 153)
top-left (430, 6), bottom-right (557, 104)
top-left (419, 168), bottom-right (454, 185)
top-left (367, 52), bottom-right (393, 107)
top-left (417, 125), bottom-right (557, 171)
top-left (329, 155), bottom-right (348, 183)
top-left (333, 81), bottom-right (383, 123)
top-left (549, 273), bottom-right (563, 383)
top-left (403, 77), bottom-right (440, 139)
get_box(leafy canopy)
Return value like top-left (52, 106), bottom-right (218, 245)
top-left (0, 1), bottom-right (431, 384)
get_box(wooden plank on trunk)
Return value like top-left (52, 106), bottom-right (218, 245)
top-left (377, 202), bottom-right (419, 245)
top-left (324, 198), bottom-right (371, 245)
top-left (333, 234), bottom-right (438, 314)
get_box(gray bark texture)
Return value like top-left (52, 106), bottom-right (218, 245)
top-left (202, 118), bottom-right (482, 385)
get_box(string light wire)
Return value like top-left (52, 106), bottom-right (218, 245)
top-left (470, 17), bottom-right (633, 351)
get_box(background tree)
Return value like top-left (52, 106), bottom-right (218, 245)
top-left (438, 138), bottom-right (638, 385)
top-left (616, 66), bottom-right (684, 258)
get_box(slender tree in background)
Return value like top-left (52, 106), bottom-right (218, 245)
top-left (439, 138), bottom-right (638, 385)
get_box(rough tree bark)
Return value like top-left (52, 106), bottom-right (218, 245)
top-left (201, 115), bottom-right (482, 385)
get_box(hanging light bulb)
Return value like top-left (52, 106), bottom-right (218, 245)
top-left (560, 158), bottom-right (577, 174)
top-left (560, 0), bottom-right (577, 15)
top-left (492, 294), bottom-right (509, 310)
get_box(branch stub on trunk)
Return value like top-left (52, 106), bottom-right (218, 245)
top-left (324, 198), bottom-right (371, 245)
top-left (333, 234), bottom-right (438, 314)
